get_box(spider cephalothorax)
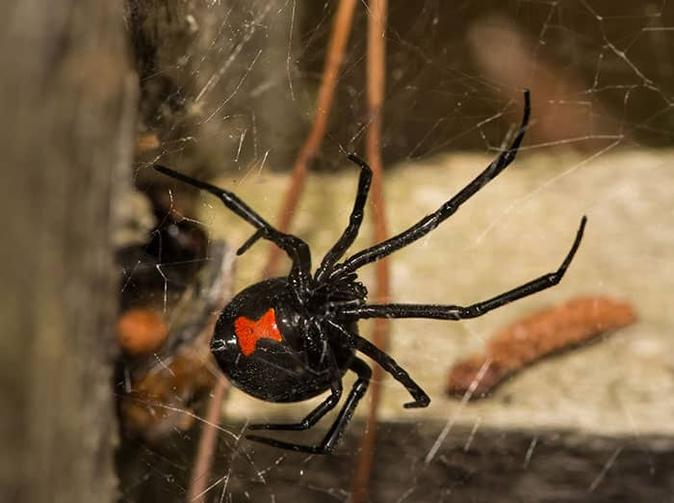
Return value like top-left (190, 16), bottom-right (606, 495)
top-left (154, 91), bottom-right (587, 454)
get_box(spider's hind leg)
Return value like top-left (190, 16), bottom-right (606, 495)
top-left (247, 381), bottom-right (343, 432)
top-left (246, 358), bottom-right (371, 454)
top-left (326, 320), bottom-right (430, 408)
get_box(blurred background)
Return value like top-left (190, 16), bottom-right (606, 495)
top-left (3, 1), bottom-right (674, 502)
top-left (132, 0), bottom-right (674, 173)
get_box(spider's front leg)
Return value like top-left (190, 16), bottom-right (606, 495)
top-left (339, 216), bottom-right (587, 321)
top-left (329, 90), bottom-right (532, 280)
top-left (314, 153), bottom-right (373, 283)
top-left (153, 165), bottom-right (312, 298)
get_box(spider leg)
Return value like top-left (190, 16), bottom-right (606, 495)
top-left (314, 153), bottom-right (372, 283)
top-left (246, 357), bottom-right (371, 454)
top-left (154, 166), bottom-right (312, 298)
top-left (250, 320), bottom-right (343, 432)
top-left (248, 380), bottom-right (343, 432)
top-left (339, 216), bottom-right (586, 321)
top-left (325, 320), bottom-right (430, 408)
top-left (329, 90), bottom-right (531, 280)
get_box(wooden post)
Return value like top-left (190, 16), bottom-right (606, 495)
top-left (0, 1), bottom-right (136, 501)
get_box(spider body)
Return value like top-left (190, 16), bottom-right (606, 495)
top-left (155, 91), bottom-right (587, 454)
top-left (211, 277), bottom-right (358, 403)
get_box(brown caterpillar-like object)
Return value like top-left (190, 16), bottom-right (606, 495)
top-left (447, 296), bottom-right (637, 399)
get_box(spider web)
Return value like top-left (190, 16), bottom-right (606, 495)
top-left (119, 1), bottom-right (674, 501)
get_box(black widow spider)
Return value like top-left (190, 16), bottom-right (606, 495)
top-left (154, 91), bottom-right (587, 454)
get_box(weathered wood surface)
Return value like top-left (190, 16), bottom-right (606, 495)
top-left (119, 421), bottom-right (674, 502)
top-left (0, 1), bottom-right (135, 501)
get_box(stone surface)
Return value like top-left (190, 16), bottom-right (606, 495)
top-left (196, 148), bottom-right (674, 437)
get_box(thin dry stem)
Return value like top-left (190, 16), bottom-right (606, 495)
top-left (263, 0), bottom-right (358, 277)
top-left (187, 377), bottom-right (230, 503)
top-left (188, 2), bottom-right (359, 497)
top-left (186, 255), bottom-right (236, 503)
top-left (351, 1), bottom-right (389, 501)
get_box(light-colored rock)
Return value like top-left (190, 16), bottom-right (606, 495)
top-left (197, 148), bottom-right (674, 437)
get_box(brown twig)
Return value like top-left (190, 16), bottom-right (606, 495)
top-left (351, 1), bottom-right (389, 501)
top-left (186, 250), bottom-right (236, 502)
top-left (263, 0), bottom-right (358, 278)
top-left (447, 296), bottom-right (637, 399)
top-left (187, 376), bottom-right (230, 503)
top-left (187, 3), bottom-right (359, 497)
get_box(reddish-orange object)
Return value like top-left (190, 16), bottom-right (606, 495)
top-left (121, 350), bottom-right (216, 440)
top-left (116, 308), bottom-right (168, 357)
top-left (447, 296), bottom-right (637, 399)
top-left (234, 308), bottom-right (282, 356)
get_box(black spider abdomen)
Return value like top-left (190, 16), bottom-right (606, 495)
top-left (211, 278), bottom-right (355, 403)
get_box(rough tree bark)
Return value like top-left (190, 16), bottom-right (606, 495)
top-left (0, 1), bottom-right (135, 502)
